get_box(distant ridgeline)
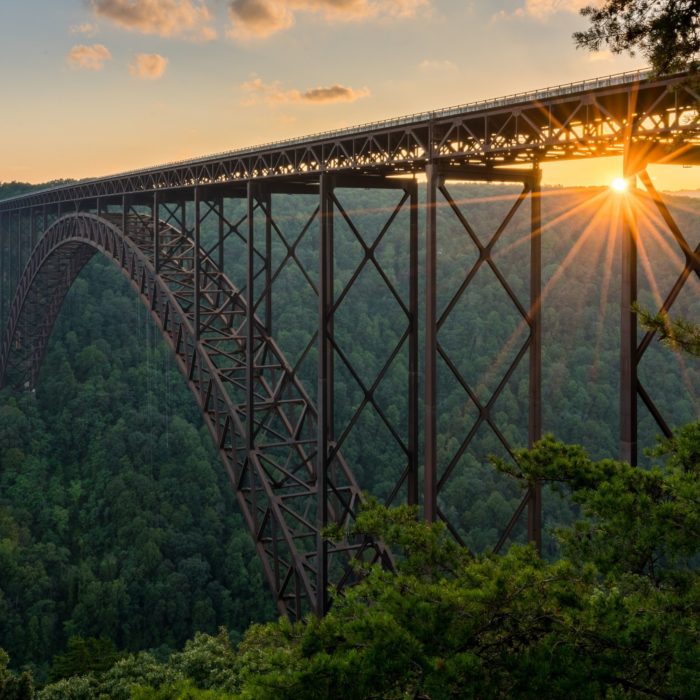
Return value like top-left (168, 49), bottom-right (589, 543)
top-left (0, 181), bottom-right (76, 200)
top-left (0, 180), bottom-right (698, 677)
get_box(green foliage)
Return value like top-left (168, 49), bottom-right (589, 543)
top-left (574, 0), bottom-right (700, 74)
top-left (97, 652), bottom-right (182, 700)
top-left (636, 304), bottom-right (700, 356)
top-left (131, 679), bottom-right (238, 700)
top-left (2, 183), bottom-right (700, 696)
top-left (20, 426), bottom-right (700, 697)
top-left (0, 257), bottom-right (274, 677)
top-left (48, 637), bottom-right (121, 683)
top-left (167, 629), bottom-right (238, 692)
top-left (0, 649), bottom-right (34, 700)
top-left (224, 434), bottom-right (700, 698)
top-left (496, 434), bottom-right (700, 584)
top-left (37, 676), bottom-right (97, 700)
top-left (0, 181), bottom-right (75, 202)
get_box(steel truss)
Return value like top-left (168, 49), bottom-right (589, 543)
top-left (1, 68), bottom-right (700, 614)
top-left (620, 151), bottom-right (700, 465)
top-left (423, 165), bottom-right (542, 552)
top-left (0, 209), bottom-right (395, 618)
top-left (0, 72), bottom-right (699, 214)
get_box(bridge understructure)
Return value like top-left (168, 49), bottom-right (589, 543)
top-left (1, 70), bottom-right (699, 617)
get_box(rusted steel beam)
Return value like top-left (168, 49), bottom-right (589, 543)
top-left (528, 167), bottom-right (542, 553)
top-left (620, 152), bottom-right (638, 466)
top-left (408, 179), bottom-right (419, 507)
top-left (424, 163), bottom-right (439, 523)
top-left (317, 172), bottom-right (334, 616)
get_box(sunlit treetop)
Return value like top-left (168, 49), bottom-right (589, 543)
top-left (574, 0), bottom-right (700, 75)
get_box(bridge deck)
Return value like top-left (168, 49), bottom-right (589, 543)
top-left (1, 69), bottom-right (699, 211)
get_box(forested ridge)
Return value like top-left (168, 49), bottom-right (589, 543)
top-left (1, 180), bottom-right (699, 697)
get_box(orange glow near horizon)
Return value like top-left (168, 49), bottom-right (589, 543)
top-left (5, 144), bottom-right (700, 193)
top-left (436, 179), bottom-right (700, 424)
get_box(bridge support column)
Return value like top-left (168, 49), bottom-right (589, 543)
top-left (263, 190), bottom-right (272, 335)
top-left (313, 172), bottom-right (419, 614)
top-left (527, 166), bottom-right (542, 553)
top-left (194, 188), bottom-right (202, 340)
top-left (0, 211), bottom-right (6, 330)
top-left (31, 208), bottom-right (37, 249)
top-left (620, 156), bottom-right (638, 465)
top-left (408, 180), bottom-right (419, 507)
top-left (423, 165), bottom-right (542, 550)
top-left (12, 212), bottom-right (19, 313)
top-left (153, 191), bottom-right (160, 273)
top-left (317, 172), bottom-right (334, 617)
top-left (246, 181), bottom-right (259, 455)
top-left (424, 164), bottom-right (439, 523)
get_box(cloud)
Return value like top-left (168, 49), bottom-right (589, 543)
top-left (227, 0), bottom-right (293, 39)
top-left (129, 53), bottom-right (169, 79)
top-left (494, 0), bottom-right (595, 21)
top-left (71, 23), bottom-right (98, 35)
top-left (241, 77), bottom-right (370, 105)
top-left (66, 44), bottom-right (112, 70)
top-left (418, 58), bottom-right (457, 72)
top-left (303, 84), bottom-right (370, 102)
top-left (587, 48), bottom-right (614, 62)
top-left (228, 0), bottom-right (428, 39)
top-left (91, 0), bottom-right (216, 40)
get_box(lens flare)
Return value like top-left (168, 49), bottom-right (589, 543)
top-left (611, 177), bottom-right (628, 193)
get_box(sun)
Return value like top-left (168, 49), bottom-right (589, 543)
top-left (610, 177), bottom-right (628, 193)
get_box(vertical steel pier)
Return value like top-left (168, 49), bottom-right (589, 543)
top-left (423, 164), bottom-right (543, 548)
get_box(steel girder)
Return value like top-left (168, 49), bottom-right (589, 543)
top-left (1, 72), bottom-right (700, 214)
top-left (0, 211), bottom-right (391, 619)
top-left (242, 174), bottom-right (418, 614)
top-left (618, 158), bottom-right (700, 466)
top-left (423, 164), bottom-right (543, 553)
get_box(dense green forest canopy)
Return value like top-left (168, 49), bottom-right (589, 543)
top-left (0, 181), bottom-right (75, 201)
top-left (6, 430), bottom-right (700, 698)
top-left (0, 179), bottom-right (699, 695)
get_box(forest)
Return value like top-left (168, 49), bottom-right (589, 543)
top-left (0, 178), bottom-right (699, 698)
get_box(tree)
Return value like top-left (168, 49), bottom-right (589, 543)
top-left (635, 304), bottom-right (700, 356)
top-left (574, 1), bottom-right (700, 74)
top-left (0, 649), bottom-right (34, 700)
top-left (227, 476), bottom-right (700, 699)
top-left (48, 636), bottom-right (121, 683)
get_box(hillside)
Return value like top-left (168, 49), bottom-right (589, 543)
top-left (0, 181), bottom-right (699, 678)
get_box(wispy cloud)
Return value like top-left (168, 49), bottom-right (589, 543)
top-left (587, 49), bottom-right (614, 63)
top-left (241, 76), bottom-right (370, 105)
top-left (494, 0), bottom-right (595, 21)
top-left (228, 0), bottom-right (428, 39)
top-left (303, 84), bottom-right (370, 102)
top-left (91, 0), bottom-right (216, 40)
top-left (70, 23), bottom-right (99, 36)
top-left (418, 58), bottom-right (457, 72)
top-left (66, 44), bottom-right (112, 71)
top-left (129, 53), bottom-right (169, 79)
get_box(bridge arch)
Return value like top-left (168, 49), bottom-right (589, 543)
top-left (0, 212), bottom-right (386, 619)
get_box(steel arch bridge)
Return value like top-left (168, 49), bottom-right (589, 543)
top-left (1, 69), bottom-right (700, 617)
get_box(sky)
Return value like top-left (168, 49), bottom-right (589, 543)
top-left (1, 0), bottom-right (698, 191)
